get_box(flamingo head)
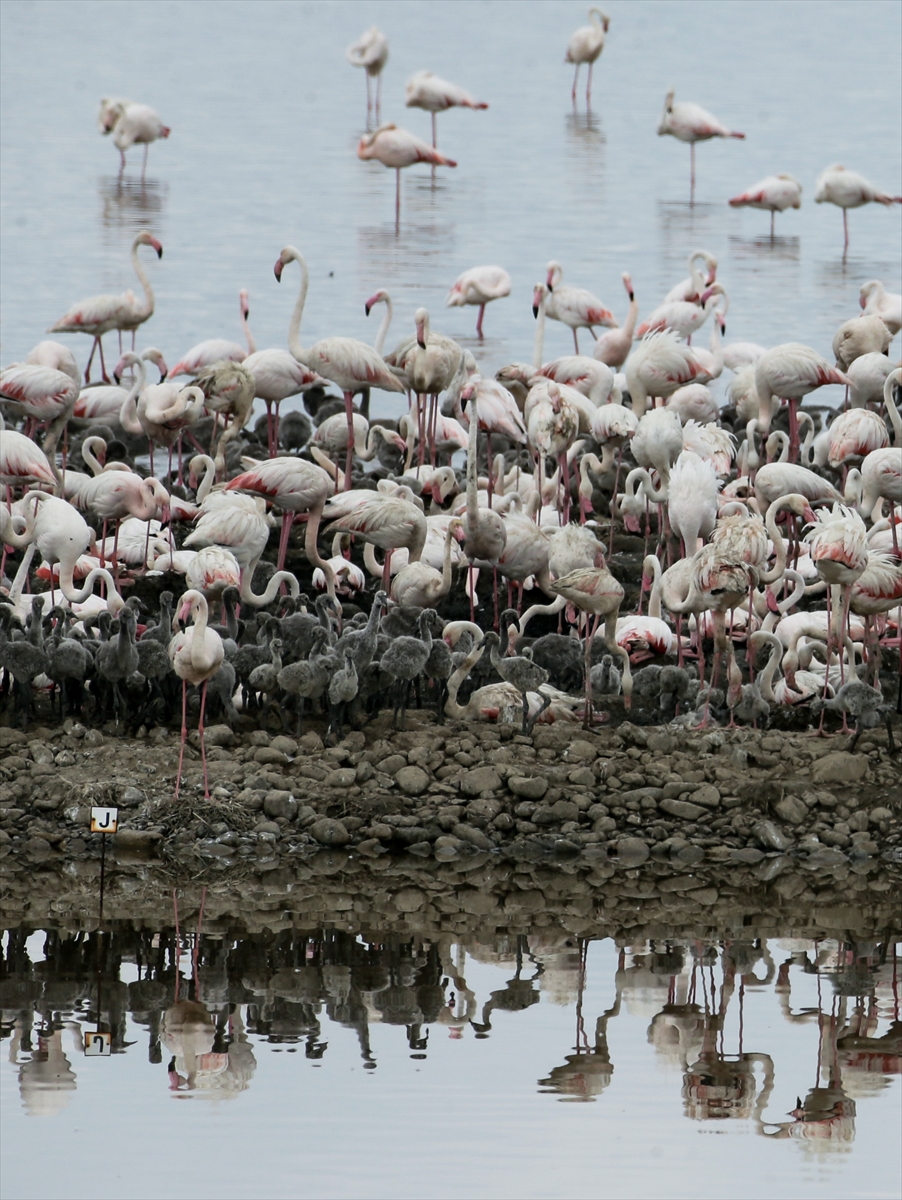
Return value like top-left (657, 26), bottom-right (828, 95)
top-left (364, 289), bottom-right (386, 316)
top-left (622, 272), bottom-right (634, 300)
top-left (112, 352), bottom-right (139, 384)
top-left (716, 312), bottom-right (727, 336)
top-left (274, 247), bottom-right (294, 282)
top-left (459, 382), bottom-right (477, 412)
top-left (143, 347), bottom-right (168, 380)
top-left (623, 512), bottom-right (642, 534)
top-left (239, 289), bottom-right (250, 320)
top-left (449, 517), bottom-right (466, 545)
top-left (545, 262), bottom-right (561, 292)
top-left (136, 231), bottom-right (163, 258)
top-left (414, 308), bottom-right (428, 349)
top-left (532, 283), bottom-right (546, 317)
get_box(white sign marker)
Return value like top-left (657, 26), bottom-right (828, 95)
top-left (90, 807), bottom-right (119, 834)
top-left (84, 1031), bottom-right (112, 1056)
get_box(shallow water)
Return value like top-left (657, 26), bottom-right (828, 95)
top-left (2, 1), bottom-right (900, 409)
top-left (1, 910), bottom-right (900, 1200)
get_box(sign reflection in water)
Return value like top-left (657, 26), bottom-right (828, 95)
top-left (3, 924), bottom-right (899, 1141)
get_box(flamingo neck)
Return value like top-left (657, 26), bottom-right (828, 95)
top-left (118, 356), bottom-right (147, 435)
top-left (374, 297), bottom-right (393, 356)
top-left (533, 294), bottom-right (546, 370)
top-left (286, 251), bottom-right (310, 363)
top-left (241, 303), bottom-right (257, 356)
top-left (131, 238), bottom-right (155, 320)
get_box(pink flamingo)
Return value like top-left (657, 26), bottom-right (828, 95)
top-left (324, 495), bottom-right (427, 591)
top-left (357, 125), bottom-right (456, 222)
top-left (636, 283), bottom-right (726, 342)
top-left (814, 164), bottom-right (902, 253)
top-left (405, 71), bottom-right (488, 149)
top-left (664, 250), bottom-right (718, 303)
top-left (48, 230), bottom-right (162, 382)
top-left (274, 245), bottom-right (404, 487)
top-left (859, 280), bottom-right (902, 336)
top-left (624, 330), bottom-right (705, 416)
top-left (445, 266), bottom-right (511, 337)
top-left (565, 8), bottom-right (610, 104)
top-left (542, 262), bottom-right (617, 355)
top-left (593, 273), bottom-right (638, 367)
top-left (102, 101), bottom-right (170, 175)
top-left (168, 289), bottom-right (255, 378)
top-left (754, 343), bottom-right (851, 462)
top-left (346, 26), bottom-right (389, 128)
top-left (0, 365), bottom-right (78, 480)
top-left (23, 340), bottom-right (80, 386)
top-left (168, 590), bottom-right (224, 799)
top-left (550, 565), bottom-right (632, 723)
top-left (729, 174), bottom-right (802, 237)
top-left (657, 89), bottom-right (745, 200)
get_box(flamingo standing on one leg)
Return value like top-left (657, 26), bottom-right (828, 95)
top-left (543, 262), bottom-right (617, 355)
top-left (168, 589), bottom-right (224, 800)
top-left (728, 174), bottom-right (802, 238)
top-left (274, 245), bottom-right (404, 486)
top-left (404, 71), bottom-right (488, 150)
top-left (814, 164), bottom-right (902, 254)
top-left (445, 266), bottom-right (511, 338)
top-left (357, 124), bottom-right (457, 224)
top-left (754, 343), bottom-right (851, 464)
top-left (657, 89), bottom-right (745, 201)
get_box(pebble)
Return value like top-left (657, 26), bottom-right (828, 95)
top-left (811, 752), bottom-right (868, 784)
top-left (660, 797), bottom-right (707, 820)
top-left (460, 767), bottom-right (502, 797)
top-left (616, 837), bottom-right (650, 865)
top-left (753, 820), bottom-right (794, 852)
top-left (508, 776), bottom-right (549, 799)
top-left (396, 766), bottom-right (430, 796)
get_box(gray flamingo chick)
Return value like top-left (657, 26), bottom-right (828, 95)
top-left (483, 630), bottom-right (551, 735)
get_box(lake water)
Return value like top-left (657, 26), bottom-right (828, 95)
top-left (1, 860), bottom-right (900, 1200)
top-left (1, 0), bottom-right (900, 410)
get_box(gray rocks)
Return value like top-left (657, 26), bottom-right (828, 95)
top-left (753, 820), bottom-right (794, 852)
top-left (660, 797), bottom-right (707, 820)
top-left (264, 791), bottom-right (298, 820)
top-left (811, 751), bottom-right (868, 784)
top-left (452, 823), bottom-right (495, 850)
top-left (460, 767), bottom-right (502, 797)
top-left (325, 768), bottom-right (357, 789)
top-left (396, 766), bottom-right (429, 796)
top-left (508, 776), bottom-right (548, 800)
top-left (616, 837), bottom-right (650, 865)
top-left (774, 796), bottom-right (807, 825)
top-left (309, 818), bottom-right (350, 847)
top-left (689, 784), bottom-right (721, 809)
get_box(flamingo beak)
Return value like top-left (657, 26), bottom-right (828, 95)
top-left (416, 321), bottom-right (426, 349)
top-left (765, 587), bottom-right (780, 614)
top-left (150, 238), bottom-right (163, 257)
top-left (274, 257), bottom-right (284, 282)
top-left (532, 304), bottom-right (539, 318)
top-left (365, 303), bottom-right (372, 316)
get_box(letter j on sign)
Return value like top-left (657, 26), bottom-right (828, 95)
top-left (90, 807), bottom-right (118, 833)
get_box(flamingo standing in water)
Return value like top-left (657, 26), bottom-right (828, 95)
top-left (48, 230), bottom-right (162, 382)
top-left (542, 262), bottom-right (617, 355)
top-left (274, 245), bottom-right (404, 486)
top-left (729, 174), bottom-right (802, 237)
top-left (565, 8), bottom-right (610, 105)
top-left (814, 164), bottom-right (902, 253)
top-left (405, 71), bottom-right (488, 150)
top-left (445, 266), bottom-right (511, 337)
top-left (168, 589), bottom-right (224, 799)
top-left (657, 89), bottom-right (745, 200)
top-left (357, 125), bottom-right (456, 222)
top-left (346, 26), bottom-right (389, 128)
top-left (100, 100), bottom-right (170, 175)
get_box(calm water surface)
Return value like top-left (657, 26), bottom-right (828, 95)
top-left (1, 0), bottom-right (900, 406)
top-left (1, 918), bottom-right (900, 1200)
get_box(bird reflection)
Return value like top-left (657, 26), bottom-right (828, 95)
top-left (98, 173), bottom-right (168, 238)
top-left (729, 234), bottom-right (801, 261)
top-left (539, 939), bottom-right (620, 1102)
top-left (565, 109), bottom-right (605, 148)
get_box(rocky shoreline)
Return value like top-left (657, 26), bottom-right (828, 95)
top-left (1, 715), bottom-right (899, 878)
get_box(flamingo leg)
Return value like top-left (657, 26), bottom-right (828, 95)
top-left (198, 681), bottom-right (210, 799)
top-left (277, 511), bottom-right (294, 572)
top-left (142, 144), bottom-right (149, 179)
top-left (395, 168), bottom-right (401, 227)
top-left (690, 143), bottom-right (696, 203)
top-left (431, 112), bottom-right (437, 149)
top-left (572, 328), bottom-right (580, 355)
top-left (175, 679), bottom-right (188, 799)
top-left (366, 72), bottom-right (372, 128)
top-left (843, 209), bottom-right (849, 254)
top-left (770, 210), bottom-right (775, 240)
top-left (586, 61), bottom-right (593, 104)
top-left (85, 337), bottom-right (99, 384)
top-left (571, 63), bottom-right (579, 104)
top-left (97, 337), bottom-right (110, 383)
top-left (342, 391), bottom-right (355, 490)
top-left (476, 304), bottom-right (485, 338)
top-left (375, 72), bottom-right (382, 125)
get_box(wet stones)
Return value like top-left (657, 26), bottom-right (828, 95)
top-left (753, 820), bottom-right (794, 852)
top-left (309, 818), bottom-right (350, 847)
top-left (460, 767), bottom-right (502, 797)
top-left (264, 791), bottom-right (298, 820)
top-left (774, 796), bottom-right (808, 825)
top-left (660, 797), bottom-right (707, 821)
top-left (508, 776), bottom-right (548, 800)
top-left (616, 837), bottom-right (650, 865)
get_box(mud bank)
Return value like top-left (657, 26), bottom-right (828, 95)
top-left (1, 716), bottom-right (899, 881)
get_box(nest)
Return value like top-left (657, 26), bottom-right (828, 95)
top-left (154, 795), bottom-right (257, 838)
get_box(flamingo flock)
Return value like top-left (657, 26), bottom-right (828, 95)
top-left (1, 12), bottom-right (901, 802)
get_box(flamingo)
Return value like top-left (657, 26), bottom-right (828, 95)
top-left (728, 174), bottom-right (802, 237)
top-left (404, 308), bottom-right (463, 465)
top-left (183, 492), bottom-right (271, 571)
top-left (0, 365), bottom-right (78, 483)
top-left (390, 518), bottom-right (463, 608)
top-left (225, 456), bottom-right (335, 584)
top-left (657, 89), bottom-right (745, 200)
top-left (636, 283), bottom-right (726, 342)
top-left (357, 125), bottom-right (457, 222)
top-left (826, 408), bottom-right (889, 468)
top-left (243, 347), bottom-right (321, 458)
top-left (274, 245), bottom-right (404, 487)
top-left (324, 495), bottom-right (427, 591)
top-left (71, 347), bottom-right (168, 427)
top-left (23, 340), bottom-right (80, 386)
top-left (538, 355), bottom-right (618, 406)
top-left (17, 492), bottom-right (123, 613)
top-left (847, 443), bottom-right (902, 551)
top-left (102, 101), bottom-right (170, 175)
top-left (668, 450), bottom-right (720, 555)
top-left (845, 352), bottom-right (899, 409)
top-left (0, 418), bottom-right (57, 490)
top-left (593, 273), bottom-right (638, 367)
top-left (664, 250), bottom-right (718, 304)
top-left (624, 331), bottom-right (705, 416)
top-left (168, 589), bottom-right (224, 799)
top-left (550, 564), bottom-right (631, 722)
top-left (832, 315), bottom-right (894, 372)
top-left (814, 164), bottom-right (902, 253)
top-left (754, 343), bottom-right (851, 460)
top-left (116, 353), bottom-right (205, 476)
top-left (565, 8), bottom-right (610, 104)
top-left (859, 280), bottom-right (902, 336)
top-left (346, 26), bottom-right (389, 127)
top-left (805, 504), bottom-right (869, 700)
top-left (48, 230), bottom-right (162, 382)
top-left (445, 266), bottom-right (511, 337)
top-left (542, 262), bottom-right (617, 354)
top-left (167, 289), bottom-right (255, 378)
top-left (405, 71), bottom-right (488, 149)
